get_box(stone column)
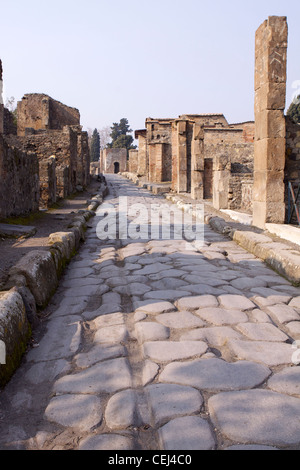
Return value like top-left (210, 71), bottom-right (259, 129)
top-left (0, 60), bottom-right (4, 134)
top-left (191, 123), bottom-right (204, 199)
top-left (177, 120), bottom-right (188, 192)
top-left (213, 154), bottom-right (231, 210)
top-left (253, 16), bottom-right (288, 228)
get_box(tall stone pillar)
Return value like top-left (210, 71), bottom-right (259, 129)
top-left (177, 120), bottom-right (188, 192)
top-left (191, 123), bottom-right (204, 199)
top-left (213, 154), bottom-right (231, 210)
top-left (253, 16), bottom-right (288, 228)
top-left (0, 60), bottom-right (4, 134)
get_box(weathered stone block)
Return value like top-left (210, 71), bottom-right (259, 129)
top-left (252, 200), bottom-right (286, 227)
top-left (254, 138), bottom-right (286, 171)
top-left (0, 288), bottom-right (31, 387)
top-left (255, 109), bottom-right (286, 141)
top-left (8, 250), bottom-right (58, 308)
top-left (254, 82), bottom-right (286, 111)
top-left (252, 170), bottom-right (284, 202)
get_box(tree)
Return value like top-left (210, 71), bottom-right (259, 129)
top-left (90, 128), bottom-right (101, 162)
top-left (108, 118), bottom-right (137, 154)
top-left (287, 95), bottom-right (300, 124)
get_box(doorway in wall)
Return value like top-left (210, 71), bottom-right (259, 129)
top-left (114, 162), bottom-right (120, 174)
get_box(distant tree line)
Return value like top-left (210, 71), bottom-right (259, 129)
top-left (89, 118), bottom-right (136, 162)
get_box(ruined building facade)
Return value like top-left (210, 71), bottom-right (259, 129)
top-left (131, 114), bottom-right (255, 213)
top-left (0, 73), bottom-right (90, 218)
top-left (129, 16), bottom-right (300, 227)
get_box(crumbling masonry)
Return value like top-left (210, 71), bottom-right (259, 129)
top-left (128, 16), bottom-right (300, 227)
top-left (0, 72), bottom-right (91, 217)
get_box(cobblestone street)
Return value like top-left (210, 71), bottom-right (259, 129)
top-left (0, 174), bottom-right (300, 451)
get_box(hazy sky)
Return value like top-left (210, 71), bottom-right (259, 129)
top-left (1, 0), bottom-right (299, 139)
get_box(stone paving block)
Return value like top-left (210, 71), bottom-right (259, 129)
top-left (195, 307), bottom-right (248, 325)
top-left (143, 290), bottom-right (191, 301)
top-left (218, 295), bottom-right (256, 311)
top-left (105, 389), bottom-right (136, 429)
top-left (251, 287), bottom-right (291, 305)
top-left (92, 312), bottom-right (125, 328)
top-left (183, 284), bottom-right (225, 296)
top-left (128, 283), bottom-right (152, 296)
top-left (142, 360), bottom-right (159, 386)
top-left (267, 366), bottom-right (300, 396)
top-left (149, 269), bottom-right (186, 281)
top-left (235, 322), bottom-right (289, 342)
top-left (143, 341), bottom-right (208, 362)
top-left (134, 322), bottom-right (170, 343)
top-left (264, 304), bottom-right (300, 324)
top-left (208, 389), bottom-right (300, 446)
top-left (159, 416), bottom-right (216, 450)
top-left (45, 394), bottom-right (102, 431)
top-left (78, 433), bottom-right (135, 450)
top-left (135, 301), bottom-right (175, 315)
top-left (146, 383), bottom-right (203, 425)
top-left (137, 263), bottom-right (173, 275)
top-left (180, 326), bottom-right (243, 346)
top-left (26, 315), bottom-right (82, 362)
top-left (53, 358), bottom-right (132, 394)
top-left (227, 339), bottom-right (294, 366)
top-left (231, 277), bottom-right (268, 290)
top-left (289, 296), bottom-right (300, 308)
top-left (159, 357), bottom-right (271, 391)
top-left (285, 321), bottom-right (300, 339)
top-left (64, 267), bottom-right (95, 280)
top-left (94, 324), bottom-right (128, 344)
top-left (248, 309), bottom-right (272, 323)
top-left (75, 344), bottom-right (126, 368)
top-left (150, 278), bottom-right (189, 291)
top-left (156, 311), bottom-right (205, 329)
top-left (175, 295), bottom-right (218, 311)
top-left (25, 359), bottom-right (70, 385)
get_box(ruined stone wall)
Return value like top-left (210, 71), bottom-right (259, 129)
top-left (285, 116), bottom-right (300, 221)
top-left (135, 131), bottom-right (147, 177)
top-left (3, 108), bottom-right (17, 135)
top-left (229, 174), bottom-right (253, 212)
top-left (101, 148), bottom-right (127, 173)
top-left (0, 61), bottom-right (3, 135)
top-left (39, 156), bottom-right (56, 209)
top-left (0, 135), bottom-right (39, 218)
top-left (17, 94), bottom-right (80, 136)
top-left (128, 149), bottom-right (138, 173)
top-left (6, 126), bottom-right (78, 199)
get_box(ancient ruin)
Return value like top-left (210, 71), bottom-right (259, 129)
top-left (126, 16), bottom-right (299, 229)
top-left (100, 148), bottom-right (127, 174)
top-left (129, 114), bottom-right (255, 213)
top-left (0, 76), bottom-right (90, 217)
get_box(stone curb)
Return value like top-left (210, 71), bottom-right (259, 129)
top-left (122, 173), bottom-right (300, 286)
top-left (0, 180), bottom-right (108, 387)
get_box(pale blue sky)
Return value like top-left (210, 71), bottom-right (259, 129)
top-left (1, 0), bottom-right (299, 139)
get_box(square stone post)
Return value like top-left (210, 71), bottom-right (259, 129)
top-left (177, 120), bottom-right (188, 192)
top-left (191, 122), bottom-right (204, 199)
top-left (253, 16), bottom-right (288, 228)
top-left (213, 154), bottom-right (231, 210)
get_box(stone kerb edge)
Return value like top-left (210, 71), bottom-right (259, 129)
top-left (0, 185), bottom-right (107, 388)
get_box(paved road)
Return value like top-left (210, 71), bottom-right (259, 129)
top-left (0, 174), bottom-right (300, 451)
